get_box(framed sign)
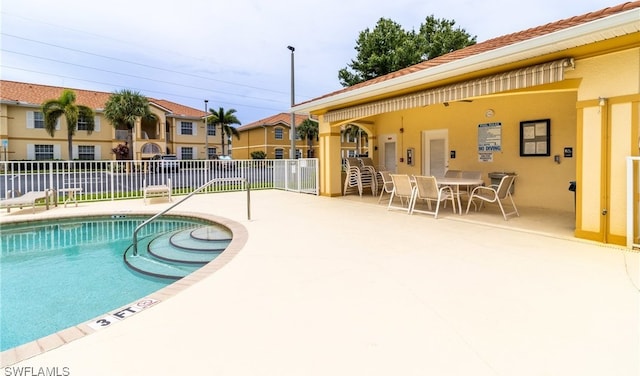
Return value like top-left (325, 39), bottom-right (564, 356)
top-left (477, 122), bottom-right (502, 153)
top-left (520, 119), bottom-right (550, 156)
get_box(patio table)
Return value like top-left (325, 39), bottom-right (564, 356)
top-left (435, 177), bottom-right (484, 215)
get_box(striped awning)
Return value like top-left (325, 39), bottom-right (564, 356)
top-left (324, 58), bottom-right (575, 123)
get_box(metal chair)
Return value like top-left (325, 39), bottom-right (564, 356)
top-left (387, 174), bottom-right (415, 213)
top-left (343, 158), bottom-right (376, 197)
top-left (377, 171), bottom-right (394, 204)
top-left (410, 175), bottom-right (456, 218)
top-left (465, 174), bottom-right (519, 220)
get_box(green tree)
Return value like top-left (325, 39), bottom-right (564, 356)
top-left (418, 15), bottom-right (477, 60)
top-left (339, 16), bottom-right (476, 87)
top-left (207, 107), bottom-right (241, 156)
top-left (339, 18), bottom-right (418, 87)
top-left (296, 118), bottom-right (319, 157)
top-left (41, 89), bottom-right (95, 160)
top-left (103, 89), bottom-right (157, 158)
top-left (251, 150), bottom-right (267, 159)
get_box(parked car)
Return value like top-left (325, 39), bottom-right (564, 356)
top-left (211, 154), bottom-right (234, 170)
top-left (151, 154), bottom-right (179, 172)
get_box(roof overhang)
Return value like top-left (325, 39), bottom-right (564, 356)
top-left (323, 58), bottom-right (574, 122)
top-left (292, 7), bottom-right (640, 117)
top-left (149, 101), bottom-right (173, 113)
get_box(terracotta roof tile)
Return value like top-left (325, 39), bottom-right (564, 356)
top-left (0, 80), bottom-right (206, 118)
top-left (237, 113), bottom-right (310, 131)
top-left (304, 1), bottom-right (640, 103)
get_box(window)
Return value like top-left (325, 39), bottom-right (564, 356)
top-left (77, 116), bottom-right (91, 131)
top-left (207, 124), bottom-right (216, 136)
top-left (275, 149), bottom-right (284, 159)
top-left (34, 112), bottom-right (45, 129)
top-left (77, 145), bottom-right (95, 160)
top-left (274, 127), bottom-right (283, 140)
top-left (35, 145), bottom-right (54, 160)
top-left (347, 150), bottom-right (357, 157)
top-left (181, 121), bottom-right (193, 135)
top-left (207, 147), bottom-right (217, 159)
top-left (181, 147), bottom-right (194, 160)
top-left (142, 143), bottom-right (162, 154)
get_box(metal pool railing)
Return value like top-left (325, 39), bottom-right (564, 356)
top-left (132, 177), bottom-right (250, 256)
top-left (0, 158), bottom-right (319, 203)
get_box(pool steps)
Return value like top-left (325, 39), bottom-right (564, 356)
top-left (124, 225), bottom-right (231, 279)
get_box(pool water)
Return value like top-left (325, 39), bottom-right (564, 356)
top-left (0, 216), bottom-right (210, 351)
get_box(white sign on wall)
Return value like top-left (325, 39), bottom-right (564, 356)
top-left (477, 122), bottom-right (502, 152)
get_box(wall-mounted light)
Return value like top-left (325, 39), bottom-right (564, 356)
top-left (598, 97), bottom-right (607, 107)
top-left (485, 109), bottom-right (495, 118)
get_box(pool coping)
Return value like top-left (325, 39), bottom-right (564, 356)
top-left (0, 210), bottom-right (248, 367)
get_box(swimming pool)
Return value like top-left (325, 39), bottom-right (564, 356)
top-left (0, 215), bottom-right (217, 351)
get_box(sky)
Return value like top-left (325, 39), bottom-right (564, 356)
top-left (0, 0), bottom-right (624, 124)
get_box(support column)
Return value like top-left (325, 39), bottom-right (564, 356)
top-left (318, 115), bottom-right (343, 196)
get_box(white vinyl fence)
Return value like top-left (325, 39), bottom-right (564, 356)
top-left (0, 158), bottom-right (318, 203)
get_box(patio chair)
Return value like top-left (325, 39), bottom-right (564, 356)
top-left (410, 176), bottom-right (456, 218)
top-left (377, 171), bottom-right (394, 204)
top-left (465, 174), bottom-right (519, 220)
top-left (0, 189), bottom-right (55, 213)
top-left (387, 174), bottom-right (415, 213)
top-left (444, 169), bottom-right (462, 178)
top-left (359, 157), bottom-right (385, 190)
top-left (343, 158), bottom-right (376, 197)
top-left (143, 178), bottom-right (172, 205)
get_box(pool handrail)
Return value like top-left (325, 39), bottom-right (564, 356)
top-left (132, 177), bottom-right (250, 256)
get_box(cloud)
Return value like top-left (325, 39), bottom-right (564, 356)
top-left (1, 0), bottom-right (622, 123)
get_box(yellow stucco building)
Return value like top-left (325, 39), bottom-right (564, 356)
top-left (293, 2), bottom-right (640, 246)
top-left (0, 82), bottom-right (217, 161)
top-left (233, 113), bottom-right (313, 159)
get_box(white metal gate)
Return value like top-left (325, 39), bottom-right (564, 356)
top-left (272, 159), bottom-right (319, 195)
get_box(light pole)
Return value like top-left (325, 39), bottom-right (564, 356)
top-left (204, 99), bottom-right (209, 159)
top-left (287, 45), bottom-right (296, 159)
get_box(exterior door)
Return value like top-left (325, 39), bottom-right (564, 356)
top-left (422, 129), bottom-right (449, 177)
top-left (384, 141), bottom-right (396, 172)
top-left (379, 133), bottom-right (397, 172)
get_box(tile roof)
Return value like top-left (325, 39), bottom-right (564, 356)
top-left (237, 112), bottom-right (311, 131)
top-left (0, 80), bottom-right (206, 118)
top-left (304, 1), bottom-right (640, 103)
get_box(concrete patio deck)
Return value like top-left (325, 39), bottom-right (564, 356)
top-left (1, 190), bottom-right (639, 375)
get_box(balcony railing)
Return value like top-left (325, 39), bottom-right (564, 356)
top-left (0, 159), bottom-right (318, 203)
top-left (115, 130), bottom-right (129, 141)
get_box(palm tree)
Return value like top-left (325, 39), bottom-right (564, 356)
top-left (103, 89), bottom-right (157, 158)
top-left (297, 118), bottom-right (319, 157)
top-left (343, 124), bottom-right (368, 156)
top-left (41, 89), bottom-right (95, 160)
top-left (207, 107), bottom-right (241, 156)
